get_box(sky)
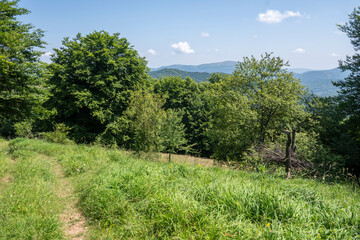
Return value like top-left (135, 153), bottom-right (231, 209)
top-left (18, 0), bottom-right (359, 70)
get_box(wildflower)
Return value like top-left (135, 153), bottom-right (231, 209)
top-left (267, 223), bottom-right (270, 228)
top-left (198, 163), bottom-right (201, 167)
top-left (76, 168), bottom-right (80, 172)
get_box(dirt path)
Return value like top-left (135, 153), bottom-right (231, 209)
top-left (51, 159), bottom-right (87, 240)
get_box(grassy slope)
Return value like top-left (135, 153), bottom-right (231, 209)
top-left (0, 139), bottom-right (63, 239)
top-left (5, 139), bottom-right (360, 239)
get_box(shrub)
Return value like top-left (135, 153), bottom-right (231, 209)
top-left (41, 123), bottom-right (73, 144)
top-left (14, 121), bottom-right (33, 138)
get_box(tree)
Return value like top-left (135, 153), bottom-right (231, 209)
top-left (335, 7), bottom-right (360, 140)
top-left (333, 7), bottom-right (360, 180)
top-left (0, 0), bottom-right (47, 131)
top-left (206, 54), bottom-right (306, 164)
top-left (47, 31), bottom-right (148, 142)
top-left (161, 109), bottom-right (187, 162)
top-left (122, 89), bottom-right (166, 152)
top-left (206, 79), bottom-right (256, 160)
top-left (154, 76), bottom-right (211, 157)
top-left (233, 53), bottom-right (306, 144)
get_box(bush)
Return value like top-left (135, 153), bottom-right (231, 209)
top-left (41, 123), bottom-right (73, 144)
top-left (14, 121), bottom-right (33, 138)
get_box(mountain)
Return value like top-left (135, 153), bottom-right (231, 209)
top-left (151, 61), bottom-right (237, 74)
top-left (149, 68), bottom-right (211, 83)
top-left (151, 62), bottom-right (349, 97)
top-left (288, 68), bottom-right (312, 74)
top-left (152, 62), bottom-right (313, 75)
top-left (294, 68), bottom-right (349, 96)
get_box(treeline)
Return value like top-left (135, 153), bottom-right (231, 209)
top-left (149, 68), bottom-right (211, 83)
top-left (1, 1), bottom-right (359, 182)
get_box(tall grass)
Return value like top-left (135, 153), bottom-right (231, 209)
top-left (8, 139), bottom-right (360, 239)
top-left (0, 140), bottom-right (63, 239)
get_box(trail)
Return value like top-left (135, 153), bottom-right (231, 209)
top-left (50, 157), bottom-right (87, 240)
top-left (0, 142), bottom-right (15, 186)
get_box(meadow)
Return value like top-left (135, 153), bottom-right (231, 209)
top-left (0, 138), bottom-right (359, 239)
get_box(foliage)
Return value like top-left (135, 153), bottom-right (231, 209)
top-left (0, 0), bottom-right (49, 129)
top-left (122, 89), bottom-right (166, 152)
top-left (333, 6), bottom-right (360, 178)
top-left (232, 53), bottom-right (306, 143)
top-left (206, 78), bottom-right (256, 160)
top-left (206, 54), bottom-right (306, 161)
top-left (335, 7), bottom-right (360, 126)
top-left (41, 123), bottom-right (73, 144)
top-left (14, 121), bottom-right (33, 138)
top-left (154, 76), bottom-right (211, 156)
top-left (161, 109), bottom-right (187, 161)
top-left (47, 30), bottom-right (148, 142)
top-left (304, 95), bottom-right (360, 181)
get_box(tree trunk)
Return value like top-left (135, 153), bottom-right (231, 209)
top-left (283, 130), bottom-right (292, 179)
top-left (169, 152), bottom-right (171, 162)
top-left (291, 128), bottom-right (296, 153)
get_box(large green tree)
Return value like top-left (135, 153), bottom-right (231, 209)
top-left (233, 53), bottom-right (306, 144)
top-left (206, 54), bottom-right (306, 161)
top-left (335, 7), bottom-right (360, 141)
top-left (333, 7), bottom-right (360, 179)
top-left (48, 31), bottom-right (148, 142)
top-left (154, 76), bottom-right (211, 156)
top-left (122, 89), bottom-right (166, 152)
top-left (0, 0), bottom-right (47, 129)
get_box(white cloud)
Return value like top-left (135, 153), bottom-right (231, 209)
top-left (40, 52), bottom-right (52, 63)
top-left (214, 48), bottom-right (219, 52)
top-left (257, 10), bottom-right (302, 23)
top-left (41, 52), bottom-right (52, 57)
top-left (147, 49), bottom-right (157, 56)
top-left (330, 53), bottom-right (339, 57)
top-left (293, 48), bottom-right (305, 54)
top-left (252, 35), bottom-right (258, 39)
top-left (201, 32), bottom-right (210, 37)
top-left (171, 41), bottom-right (194, 54)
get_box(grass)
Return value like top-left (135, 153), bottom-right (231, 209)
top-left (3, 138), bottom-right (360, 239)
top-left (0, 139), bottom-right (63, 239)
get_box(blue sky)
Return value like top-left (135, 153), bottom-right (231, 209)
top-left (19, 0), bottom-right (358, 70)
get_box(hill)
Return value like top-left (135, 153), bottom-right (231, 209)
top-left (149, 68), bottom-right (211, 83)
top-left (1, 138), bottom-right (359, 239)
top-left (151, 61), bottom-right (349, 96)
top-left (151, 61), bottom-right (237, 74)
top-left (294, 68), bottom-right (349, 96)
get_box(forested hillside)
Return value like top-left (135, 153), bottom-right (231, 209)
top-left (151, 66), bottom-right (348, 97)
top-left (149, 68), bottom-right (211, 83)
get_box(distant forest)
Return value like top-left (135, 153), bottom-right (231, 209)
top-left (150, 67), bottom-right (348, 97)
top-left (150, 68), bottom-right (211, 83)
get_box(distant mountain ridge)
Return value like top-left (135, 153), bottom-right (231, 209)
top-left (152, 61), bottom-right (313, 74)
top-left (151, 61), bottom-right (237, 74)
top-left (150, 61), bottom-right (349, 96)
top-left (149, 68), bottom-right (211, 83)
